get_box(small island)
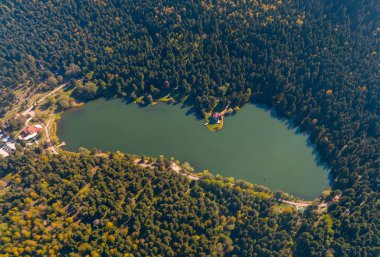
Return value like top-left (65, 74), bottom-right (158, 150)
top-left (204, 105), bottom-right (230, 131)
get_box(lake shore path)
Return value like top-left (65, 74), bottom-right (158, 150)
top-left (132, 157), bottom-right (334, 210)
top-left (133, 158), bottom-right (201, 181)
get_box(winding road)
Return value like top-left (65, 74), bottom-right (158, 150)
top-left (20, 83), bottom-right (68, 154)
top-left (22, 83), bottom-right (68, 117)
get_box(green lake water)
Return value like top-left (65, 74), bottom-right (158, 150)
top-left (57, 98), bottom-right (329, 199)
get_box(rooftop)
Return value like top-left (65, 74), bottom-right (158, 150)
top-left (212, 112), bottom-right (222, 119)
top-left (23, 124), bottom-right (43, 135)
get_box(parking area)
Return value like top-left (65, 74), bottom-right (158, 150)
top-left (0, 131), bottom-right (17, 158)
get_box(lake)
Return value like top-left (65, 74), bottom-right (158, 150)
top-left (57, 98), bottom-right (329, 199)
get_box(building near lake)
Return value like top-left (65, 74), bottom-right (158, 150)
top-left (209, 112), bottom-right (222, 124)
top-left (0, 141), bottom-right (16, 158)
top-left (19, 124), bottom-right (43, 141)
top-left (5, 142), bottom-right (16, 151)
top-left (0, 149), bottom-right (9, 158)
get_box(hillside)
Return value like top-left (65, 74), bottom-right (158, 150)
top-left (0, 0), bottom-right (378, 256)
top-left (0, 152), bottom-right (343, 256)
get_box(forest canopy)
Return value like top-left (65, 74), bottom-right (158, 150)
top-left (0, 151), bottom-right (374, 257)
top-left (0, 0), bottom-right (379, 256)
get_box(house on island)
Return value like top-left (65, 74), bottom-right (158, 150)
top-left (209, 112), bottom-right (222, 124)
top-left (208, 105), bottom-right (230, 125)
top-left (19, 124), bottom-right (43, 141)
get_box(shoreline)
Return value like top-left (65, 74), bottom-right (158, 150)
top-left (16, 91), bottom-right (329, 205)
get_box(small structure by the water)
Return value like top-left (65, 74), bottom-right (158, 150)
top-left (19, 124), bottom-right (42, 141)
top-left (209, 112), bottom-right (222, 124)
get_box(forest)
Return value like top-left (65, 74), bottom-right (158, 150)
top-left (0, 0), bottom-right (379, 256)
top-left (0, 151), bottom-right (353, 256)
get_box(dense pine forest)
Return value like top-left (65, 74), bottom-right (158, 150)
top-left (0, 152), bottom-right (359, 256)
top-left (0, 0), bottom-right (379, 256)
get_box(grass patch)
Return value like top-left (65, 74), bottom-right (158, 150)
top-left (204, 113), bottom-right (224, 132)
top-left (134, 96), bottom-right (144, 104)
top-left (159, 94), bottom-right (174, 103)
top-left (204, 100), bottom-right (224, 132)
top-left (13, 89), bottom-right (24, 96)
top-left (271, 203), bottom-right (296, 214)
top-left (179, 95), bottom-right (189, 103)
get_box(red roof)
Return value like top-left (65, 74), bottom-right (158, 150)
top-left (212, 112), bottom-right (222, 119)
top-left (23, 125), bottom-right (42, 135)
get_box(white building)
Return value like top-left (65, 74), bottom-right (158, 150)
top-left (0, 149), bottom-right (9, 158)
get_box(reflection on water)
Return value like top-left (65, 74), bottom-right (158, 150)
top-left (58, 98), bottom-right (329, 199)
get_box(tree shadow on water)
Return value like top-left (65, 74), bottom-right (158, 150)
top-left (251, 102), bottom-right (332, 186)
top-left (184, 107), bottom-right (204, 120)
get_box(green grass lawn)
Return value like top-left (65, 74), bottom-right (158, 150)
top-left (13, 89), bottom-right (24, 96)
top-left (205, 114), bottom-right (224, 132)
top-left (158, 94), bottom-right (174, 103)
top-left (204, 100), bottom-right (224, 132)
top-left (134, 96), bottom-right (144, 104)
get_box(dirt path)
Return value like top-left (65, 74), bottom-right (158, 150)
top-left (25, 116), bottom-right (33, 126)
top-left (279, 199), bottom-right (312, 209)
top-left (132, 158), bottom-right (335, 211)
top-left (278, 199), bottom-right (330, 211)
top-left (56, 142), bottom-right (66, 149)
top-left (338, 144), bottom-right (348, 157)
top-left (220, 104), bottom-right (230, 116)
top-left (44, 116), bottom-right (58, 155)
top-left (170, 162), bottom-right (200, 180)
top-left (133, 158), bottom-right (201, 181)
top-left (37, 83), bottom-right (68, 104)
top-left (22, 83), bottom-right (68, 117)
